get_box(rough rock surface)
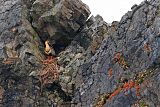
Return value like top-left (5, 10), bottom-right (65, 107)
top-left (0, 0), bottom-right (160, 107)
top-left (71, 0), bottom-right (160, 106)
top-left (30, 0), bottom-right (91, 48)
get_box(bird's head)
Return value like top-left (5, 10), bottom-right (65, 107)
top-left (45, 40), bottom-right (50, 45)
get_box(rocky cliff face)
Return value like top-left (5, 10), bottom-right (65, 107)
top-left (0, 0), bottom-right (160, 107)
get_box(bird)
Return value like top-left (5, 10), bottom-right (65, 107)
top-left (44, 40), bottom-right (56, 61)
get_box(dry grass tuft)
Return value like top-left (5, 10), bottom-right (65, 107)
top-left (2, 57), bottom-right (20, 65)
top-left (38, 57), bottom-right (59, 90)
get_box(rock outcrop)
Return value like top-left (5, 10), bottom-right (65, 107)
top-left (0, 0), bottom-right (160, 107)
top-left (71, 0), bottom-right (160, 106)
top-left (30, 0), bottom-right (91, 49)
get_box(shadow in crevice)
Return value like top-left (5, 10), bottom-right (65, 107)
top-left (46, 82), bottom-right (72, 102)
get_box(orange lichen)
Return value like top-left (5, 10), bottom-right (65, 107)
top-left (95, 79), bottom-right (142, 107)
top-left (108, 68), bottom-right (113, 78)
top-left (144, 43), bottom-right (151, 53)
top-left (95, 54), bottom-right (156, 107)
top-left (109, 87), bottom-right (122, 100)
top-left (123, 82), bottom-right (129, 92)
top-left (129, 80), bottom-right (135, 88)
top-left (123, 80), bottom-right (135, 91)
top-left (113, 52), bottom-right (129, 70)
top-left (122, 80), bottom-right (140, 96)
top-left (107, 80), bottom-right (141, 101)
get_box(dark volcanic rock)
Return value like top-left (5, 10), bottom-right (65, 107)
top-left (30, 0), bottom-right (91, 47)
top-left (57, 15), bottom-right (109, 97)
top-left (0, 0), bottom-right (46, 106)
top-left (0, 0), bottom-right (91, 106)
top-left (1, 0), bottom-right (160, 107)
top-left (71, 0), bottom-right (160, 107)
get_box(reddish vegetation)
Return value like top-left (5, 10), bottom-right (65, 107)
top-left (39, 57), bottom-right (59, 90)
top-left (42, 56), bottom-right (55, 64)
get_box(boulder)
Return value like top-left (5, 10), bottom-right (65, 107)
top-left (31, 0), bottom-right (91, 46)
